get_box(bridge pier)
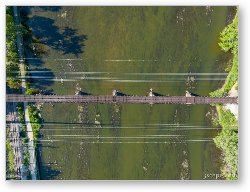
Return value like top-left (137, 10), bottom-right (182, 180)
top-left (112, 90), bottom-right (118, 96)
top-left (149, 88), bottom-right (155, 97)
top-left (185, 91), bottom-right (193, 104)
top-left (186, 91), bottom-right (193, 97)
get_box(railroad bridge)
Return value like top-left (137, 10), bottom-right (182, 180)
top-left (6, 94), bottom-right (238, 104)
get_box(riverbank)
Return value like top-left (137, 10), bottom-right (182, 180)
top-left (13, 5), bottom-right (39, 179)
top-left (5, 6), bottom-right (40, 180)
top-left (6, 7), bottom-right (26, 180)
top-left (210, 11), bottom-right (238, 97)
top-left (224, 83), bottom-right (238, 119)
top-left (15, 6), bottom-right (44, 179)
top-left (210, 10), bottom-right (238, 180)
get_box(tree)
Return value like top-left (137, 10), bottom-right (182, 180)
top-left (218, 13), bottom-right (238, 54)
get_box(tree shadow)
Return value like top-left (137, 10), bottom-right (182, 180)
top-left (19, 6), bottom-right (88, 95)
top-left (37, 143), bottom-right (61, 180)
top-left (21, 6), bottom-right (62, 13)
top-left (26, 15), bottom-right (87, 57)
top-left (39, 145), bottom-right (59, 149)
top-left (38, 163), bottom-right (61, 180)
top-left (61, 27), bottom-right (87, 56)
top-left (6, 84), bottom-right (22, 94)
top-left (20, 7), bottom-right (63, 67)
top-left (20, 6), bottom-right (87, 61)
top-left (26, 68), bottom-right (55, 92)
top-left (35, 6), bottom-right (62, 12)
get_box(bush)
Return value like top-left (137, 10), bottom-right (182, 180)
top-left (218, 13), bottom-right (238, 54)
top-left (28, 105), bottom-right (43, 142)
top-left (213, 106), bottom-right (238, 180)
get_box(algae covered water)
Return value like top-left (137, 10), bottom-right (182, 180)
top-left (22, 6), bottom-right (235, 179)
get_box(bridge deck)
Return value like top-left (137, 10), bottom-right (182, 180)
top-left (6, 94), bottom-right (238, 104)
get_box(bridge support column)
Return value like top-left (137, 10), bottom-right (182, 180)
top-left (112, 90), bottom-right (118, 96)
top-left (185, 91), bottom-right (193, 105)
top-left (149, 88), bottom-right (155, 97)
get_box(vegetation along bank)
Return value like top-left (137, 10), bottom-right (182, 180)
top-left (210, 10), bottom-right (238, 180)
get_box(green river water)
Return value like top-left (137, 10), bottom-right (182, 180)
top-left (22, 6), bottom-right (235, 179)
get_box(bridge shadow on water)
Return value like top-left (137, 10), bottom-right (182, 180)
top-left (189, 92), bottom-right (200, 96)
top-left (152, 91), bottom-right (165, 96)
top-left (116, 91), bottom-right (129, 96)
top-left (151, 91), bottom-right (199, 97)
top-left (76, 90), bottom-right (91, 96)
